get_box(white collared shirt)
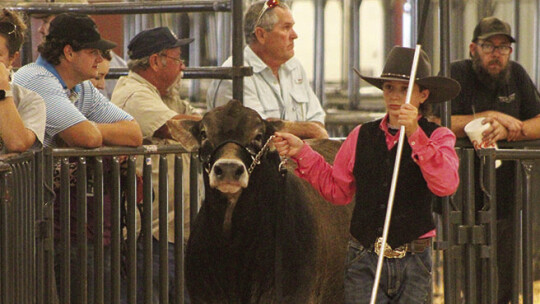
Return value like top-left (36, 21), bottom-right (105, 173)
top-left (207, 46), bottom-right (325, 124)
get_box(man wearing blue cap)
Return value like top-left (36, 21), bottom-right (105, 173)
top-left (13, 12), bottom-right (143, 304)
top-left (111, 26), bottom-right (200, 304)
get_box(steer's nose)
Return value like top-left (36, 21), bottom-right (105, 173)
top-left (213, 161), bottom-right (246, 181)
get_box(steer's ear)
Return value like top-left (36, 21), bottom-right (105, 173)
top-left (166, 119), bottom-right (201, 151)
top-left (266, 119), bottom-right (284, 134)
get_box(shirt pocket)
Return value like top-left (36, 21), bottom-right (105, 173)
top-left (256, 84), bottom-right (281, 118)
top-left (289, 88), bottom-right (309, 121)
top-left (290, 88), bottom-right (309, 105)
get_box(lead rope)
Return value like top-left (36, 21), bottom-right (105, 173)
top-left (247, 135), bottom-right (275, 175)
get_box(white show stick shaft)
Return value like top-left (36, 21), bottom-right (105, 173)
top-left (369, 44), bottom-right (423, 304)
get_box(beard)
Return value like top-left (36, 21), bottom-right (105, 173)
top-left (164, 72), bottom-right (184, 99)
top-left (471, 52), bottom-right (511, 90)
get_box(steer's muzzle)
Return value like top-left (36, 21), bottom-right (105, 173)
top-left (209, 158), bottom-right (249, 194)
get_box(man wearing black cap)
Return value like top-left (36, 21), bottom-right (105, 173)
top-left (439, 17), bottom-right (540, 304)
top-left (111, 26), bottom-right (200, 304)
top-left (13, 13), bottom-right (142, 148)
top-left (13, 12), bottom-right (143, 304)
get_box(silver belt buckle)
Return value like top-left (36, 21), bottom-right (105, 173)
top-left (374, 237), bottom-right (406, 259)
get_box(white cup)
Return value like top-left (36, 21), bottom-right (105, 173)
top-left (464, 117), bottom-right (502, 168)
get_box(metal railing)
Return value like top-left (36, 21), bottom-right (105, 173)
top-left (2, 139), bottom-right (540, 303)
top-left (43, 145), bottom-right (201, 304)
top-left (439, 139), bottom-right (540, 304)
top-left (0, 151), bottom-right (40, 304)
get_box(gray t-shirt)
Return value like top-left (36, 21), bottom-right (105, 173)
top-left (0, 84), bottom-right (46, 153)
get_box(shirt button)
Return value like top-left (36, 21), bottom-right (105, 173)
top-left (301, 171), bottom-right (305, 174)
top-left (394, 141), bottom-right (397, 144)
top-left (411, 141), bottom-right (415, 146)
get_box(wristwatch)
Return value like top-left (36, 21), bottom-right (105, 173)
top-left (0, 89), bottom-right (12, 101)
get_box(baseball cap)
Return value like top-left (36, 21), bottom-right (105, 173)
top-left (47, 13), bottom-right (117, 51)
top-left (472, 17), bottom-right (515, 42)
top-left (128, 27), bottom-right (194, 60)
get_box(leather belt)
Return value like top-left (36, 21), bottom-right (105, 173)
top-left (352, 236), bottom-right (432, 259)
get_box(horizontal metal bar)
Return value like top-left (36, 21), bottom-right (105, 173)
top-left (9, 1), bottom-right (231, 15)
top-left (456, 138), bottom-right (540, 149)
top-left (477, 148), bottom-right (540, 160)
top-left (106, 66), bottom-right (253, 80)
top-left (47, 144), bottom-right (191, 157)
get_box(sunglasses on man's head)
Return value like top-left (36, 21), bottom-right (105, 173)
top-left (253, 0), bottom-right (280, 31)
top-left (0, 22), bottom-right (16, 36)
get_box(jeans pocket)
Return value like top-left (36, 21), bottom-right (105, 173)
top-left (346, 240), bottom-right (368, 267)
top-left (412, 249), bottom-right (432, 276)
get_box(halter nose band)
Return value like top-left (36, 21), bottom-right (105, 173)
top-left (201, 136), bottom-right (274, 175)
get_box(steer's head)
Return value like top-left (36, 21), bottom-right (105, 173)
top-left (167, 100), bottom-right (282, 202)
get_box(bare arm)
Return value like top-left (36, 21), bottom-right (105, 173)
top-left (58, 120), bottom-right (103, 148)
top-left (280, 120), bottom-right (329, 139)
top-left (95, 120), bottom-right (143, 147)
top-left (518, 114), bottom-right (540, 140)
top-left (0, 63), bottom-right (36, 152)
top-left (433, 110), bottom-right (524, 140)
top-left (154, 113), bottom-right (202, 139)
top-left (0, 96), bottom-right (36, 152)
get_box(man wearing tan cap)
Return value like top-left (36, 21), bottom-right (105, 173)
top-left (437, 17), bottom-right (540, 304)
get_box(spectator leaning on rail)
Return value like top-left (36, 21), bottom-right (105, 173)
top-left (432, 17), bottom-right (540, 304)
top-left (0, 8), bottom-right (45, 153)
top-left (13, 13), bottom-right (143, 304)
top-left (274, 46), bottom-right (460, 304)
top-left (206, 0), bottom-right (328, 139)
top-left (33, 0), bottom-right (128, 100)
top-left (111, 26), bottom-right (200, 304)
top-left (13, 13), bottom-right (142, 148)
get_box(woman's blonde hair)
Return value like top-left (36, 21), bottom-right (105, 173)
top-left (0, 8), bottom-right (27, 56)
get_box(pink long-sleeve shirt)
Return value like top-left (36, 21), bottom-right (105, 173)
top-left (291, 115), bottom-right (460, 239)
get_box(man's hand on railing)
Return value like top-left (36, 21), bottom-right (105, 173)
top-left (487, 111), bottom-right (523, 141)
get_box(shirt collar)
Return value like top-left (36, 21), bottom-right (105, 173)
top-left (129, 71), bottom-right (159, 92)
top-left (36, 56), bottom-right (81, 95)
top-left (245, 46), bottom-right (297, 74)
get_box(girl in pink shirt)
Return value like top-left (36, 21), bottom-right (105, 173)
top-left (274, 46), bottom-right (460, 304)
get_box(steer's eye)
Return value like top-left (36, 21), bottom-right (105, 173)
top-left (253, 133), bottom-right (263, 145)
top-left (200, 130), bottom-right (207, 141)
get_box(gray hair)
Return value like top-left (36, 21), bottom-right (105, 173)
top-left (244, 0), bottom-right (290, 45)
top-left (127, 54), bottom-right (168, 72)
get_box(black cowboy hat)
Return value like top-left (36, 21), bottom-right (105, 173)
top-left (354, 46), bottom-right (461, 103)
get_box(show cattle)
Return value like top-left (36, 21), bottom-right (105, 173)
top-left (167, 100), bottom-right (352, 303)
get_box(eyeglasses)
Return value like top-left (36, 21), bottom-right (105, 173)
top-left (0, 22), bottom-right (16, 36)
top-left (253, 0), bottom-right (280, 31)
top-left (479, 42), bottom-right (512, 55)
top-left (160, 54), bottom-right (185, 65)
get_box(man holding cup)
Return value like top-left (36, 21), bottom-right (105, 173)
top-left (436, 17), bottom-right (540, 303)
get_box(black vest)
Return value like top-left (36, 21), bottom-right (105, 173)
top-left (351, 118), bottom-right (439, 248)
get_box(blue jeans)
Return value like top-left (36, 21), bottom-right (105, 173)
top-left (344, 239), bottom-right (432, 304)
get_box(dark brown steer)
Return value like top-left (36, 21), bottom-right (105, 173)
top-left (167, 100), bottom-right (351, 303)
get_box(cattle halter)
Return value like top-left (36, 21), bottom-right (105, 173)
top-left (202, 135), bottom-right (275, 175)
